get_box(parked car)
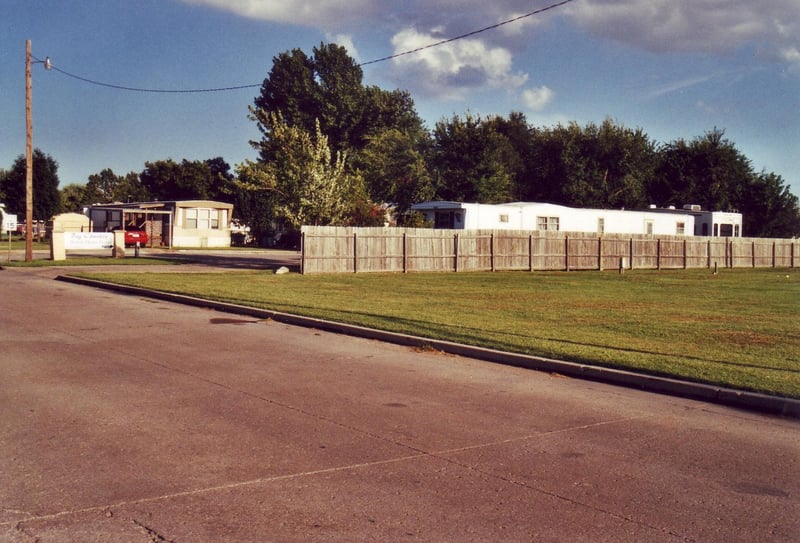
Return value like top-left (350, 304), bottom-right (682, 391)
top-left (113, 226), bottom-right (148, 247)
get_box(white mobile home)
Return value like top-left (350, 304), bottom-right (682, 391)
top-left (410, 201), bottom-right (742, 237)
top-left (87, 200), bottom-right (234, 248)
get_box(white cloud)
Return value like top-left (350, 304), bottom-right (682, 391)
top-left (521, 86), bottom-right (554, 111)
top-left (326, 34), bottom-right (360, 61)
top-left (180, 0), bottom-right (377, 29)
top-left (179, 0), bottom-right (800, 74)
top-left (390, 28), bottom-right (528, 99)
top-left (565, 0), bottom-right (800, 69)
top-left (781, 47), bottom-right (800, 64)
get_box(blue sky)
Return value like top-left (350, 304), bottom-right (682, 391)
top-left (2, 0), bottom-right (799, 199)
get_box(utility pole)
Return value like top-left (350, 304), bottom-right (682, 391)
top-left (24, 40), bottom-right (50, 262)
top-left (25, 39), bottom-right (33, 262)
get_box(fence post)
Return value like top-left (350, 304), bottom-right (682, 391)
top-left (454, 232), bottom-right (459, 272)
top-left (728, 239), bottom-right (733, 268)
top-left (657, 239), bottom-right (662, 270)
top-left (598, 236), bottom-right (603, 271)
top-left (630, 238), bottom-right (634, 270)
top-left (403, 232), bottom-right (407, 273)
top-left (707, 239), bottom-right (712, 269)
top-left (772, 240), bottom-right (776, 268)
top-left (353, 231), bottom-right (358, 273)
top-left (491, 232), bottom-right (495, 271)
top-left (300, 231), bottom-right (305, 275)
top-left (529, 234), bottom-right (534, 272)
top-left (683, 239), bottom-right (688, 269)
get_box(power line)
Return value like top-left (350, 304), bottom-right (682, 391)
top-left (359, 0), bottom-right (576, 66)
top-left (34, 57), bottom-right (261, 93)
top-left (33, 0), bottom-right (575, 94)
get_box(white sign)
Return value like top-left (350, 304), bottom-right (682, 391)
top-left (64, 232), bottom-right (114, 250)
top-left (3, 213), bottom-right (17, 232)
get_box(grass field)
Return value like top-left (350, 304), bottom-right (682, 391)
top-left (73, 267), bottom-right (800, 398)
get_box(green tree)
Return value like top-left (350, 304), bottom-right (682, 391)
top-left (526, 120), bottom-right (655, 208)
top-left (739, 171), bottom-right (800, 237)
top-left (0, 168), bottom-right (7, 202)
top-left (60, 183), bottom-right (88, 212)
top-left (254, 44), bottom-right (365, 156)
top-left (484, 112), bottom-right (534, 201)
top-left (115, 172), bottom-right (151, 203)
top-left (253, 44), bottom-right (428, 159)
top-left (238, 113), bottom-right (361, 230)
top-left (0, 149), bottom-right (62, 219)
top-left (651, 129), bottom-right (750, 211)
top-left (204, 157), bottom-right (236, 201)
top-left (430, 114), bottom-right (515, 203)
top-left (86, 168), bottom-right (122, 203)
top-left (85, 168), bottom-right (151, 204)
top-left (352, 128), bottom-right (434, 213)
top-left (361, 87), bottom-right (429, 143)
top-left (139, 158), bottom-right (233, 201)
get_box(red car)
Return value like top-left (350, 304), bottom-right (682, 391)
top-left (113, 227), bottom-right (149, 247)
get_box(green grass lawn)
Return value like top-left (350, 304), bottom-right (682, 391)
top-left (72, 268), bottom-right (800, 398)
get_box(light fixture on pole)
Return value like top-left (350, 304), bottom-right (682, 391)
top-left (25, 39), bottom-right (51, 262)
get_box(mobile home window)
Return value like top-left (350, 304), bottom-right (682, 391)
top-left (537, 216), bottom-right (559, 231)
top-left (597, 218), bottom-right (605, 234)
top-left (676, 222), bottom-right (685, 235)
top-left (185, 208), bottom-right (220, 229)
top-left (434, 211), bottom-right (455, 229)
top-left (645, 220), bottom-right (654, 235)
top-left (185, 209), bottom-right (197, 229)
top-left (499, 214), bottom-right (509, 223)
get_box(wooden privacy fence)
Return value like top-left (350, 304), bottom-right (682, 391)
top-left (300, 226), bottom-right (799, 275)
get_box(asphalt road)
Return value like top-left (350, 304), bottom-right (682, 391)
top-left (1, 266), bottom-right (798, 542)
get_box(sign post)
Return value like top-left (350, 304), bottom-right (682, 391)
top-left (3, 213), bottom-right (17, 262)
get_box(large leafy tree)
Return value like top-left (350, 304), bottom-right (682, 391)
top-left (253, 44), bottom-right (427, 159)
top-left (430, 114), bottom-right (515, 203)
top-left (0, 169), bottom-right (7, 201)
top-left (84, 168), bottom-right (151, 204)
top-left (361, 87), bottom-right (429, 143)
top-left (526, 120), bottom-right (655, 209)
top-left (238, 113), bottom-right (363, 231)
top-left (254, 43), bottom-right (366, 156)
top-left (351, 128), bottom-right (434, 213)
top-left (0, 149), bottom-right (62, 219)
top-left (86, 168), bottom-right (123, 203)
top-left (139, 158), bottom-right (233, 201)
top-left (739, 171), bottom-right (800, 237)
top-left (485, 112), bottom-right (534, 201)
top-left (60, 183), bottom-right (88, 212)
top-left (651, 129), bottom-right (750, 211)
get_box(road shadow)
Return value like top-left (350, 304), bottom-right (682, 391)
top-left (159, 251), bottom-right (301, 272)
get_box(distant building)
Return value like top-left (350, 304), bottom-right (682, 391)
top-left (410, 201), bottom-right (743, 237)
top-left (86, 200), bottom-right (234, 248)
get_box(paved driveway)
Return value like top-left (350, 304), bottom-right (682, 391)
top-left (1, 267), bottom-right (798, 542)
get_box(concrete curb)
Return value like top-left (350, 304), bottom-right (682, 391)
top-left (56, 274), bottom-right (800, 419)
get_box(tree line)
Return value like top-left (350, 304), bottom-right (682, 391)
top-left (1, 43), bottom-right (798, 242)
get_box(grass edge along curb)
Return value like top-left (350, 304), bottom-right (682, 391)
top-left (56, 274), bottom-right (800, 419)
